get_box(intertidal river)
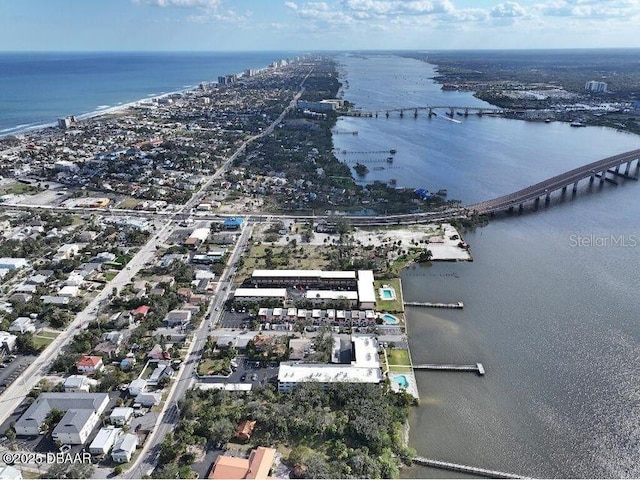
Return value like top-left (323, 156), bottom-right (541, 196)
top-left (333, 53), bottom-right (640, 478)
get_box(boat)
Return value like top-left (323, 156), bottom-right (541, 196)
top-left (373, 166), bottom-right (385, 171)
top-left (386, 157), bottom-right (394, 163)
top-left (570, 121), bottom-right (586, 127)
top-left (545, 118), bottom-right (552, 123)
top-left (389, 149), bottom-right (397, 154)
top-left (436, 189), bottom-right (448, 196)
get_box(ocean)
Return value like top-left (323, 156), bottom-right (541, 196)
top-left (0, 51), bottom-right (292, 136)
top-left (332, 53), bottom-right (640, 478)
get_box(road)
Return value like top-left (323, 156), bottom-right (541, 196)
top-left (125, 224), bottom-right (253, 479)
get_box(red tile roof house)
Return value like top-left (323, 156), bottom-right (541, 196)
top-left (76, 355), bottom-right (104, 375)
top-left (131, 305), bottom-right (150, 318)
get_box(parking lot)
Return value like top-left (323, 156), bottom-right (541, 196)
top-left (197, 355), bottom-right (279, 388)
top-left (0, 354), bottom-right (37, 393)
top-left (218, 311), bottom-right (253, 330)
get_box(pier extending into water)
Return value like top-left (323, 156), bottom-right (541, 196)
top-left (412, 457), bottom-right (525, 479)
top-left (413, 363), bottom-right (485, 375)
top-left (405, 301), bottom-right (463, 309)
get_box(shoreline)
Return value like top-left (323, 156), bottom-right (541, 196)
top-left (0, 57), bottom-right (279, 140)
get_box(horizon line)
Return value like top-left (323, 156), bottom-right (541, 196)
top-left (2, 47), bottom-right (640, 54)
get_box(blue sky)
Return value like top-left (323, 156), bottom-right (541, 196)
top-left (1, 0), bottom-right (639, 51)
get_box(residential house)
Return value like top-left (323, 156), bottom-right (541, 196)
top-left (147, 363), bottom-right (173, 386)
top-left (164, 309), bottom-right (191, 328)
top-left (111, 433), bottom-right (138, 463)
top-left (208, 446), bottom-right (276, 479)
top-left (235, 420), bottom-right (256, 442)
top-left (9, 317), bottom-right (36, 334)
top-left (64, 375), bottom-right (98, 393)
top-left (128, 379), bottom-right (147, 396)
top-left (89, 427), bottom-right (122, 456)
top-left (109, 407), bottom-right (134, 426)
top-left (76, 355), bottom-right (104, 374)
top-left (134, 392), bottom-right (162, 407)
top-left (147, 344), bottom-right (170, 361)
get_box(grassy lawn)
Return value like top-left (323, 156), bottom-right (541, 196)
top-left (386, 348), bottom-right (411, 366)
top-left (374, 278), bottom-right (404, 312)
top-left (236, 244), bottom-right (329, 284)
top-left (37, 330), bottom-right (60, 338)
top-left (32, 333), bottom-right (58, 349)
top-left (0, 181), bottom-right (39, 196)
top-left (197, 358), bottom-right (231, 376)
top-left (117, 197), bottom-right (140, 209)
top-left (388, 365), bottom-right (414, 374)
top-left (104, 271), bottom-right (118, 281)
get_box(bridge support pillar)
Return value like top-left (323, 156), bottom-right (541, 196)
top-left (615, 165), bottom-right (620, 174)
top-left (464, 108), bottom-right (469, 116)
top-left (519, 204), bottom-right (524, 213)
top-left (428, 107), bottom-right (433, 117)
top-left (534, 197), bottom-right (540, 209)
top-left (386, 111), bottom-right (389, 118)
top-left (508, 206), bottom-right (514, 213)
top-left (399, 110), bottom-right (404, 118)
top-left (414, 109), bottom-right (418, 118)
top-left (624, 161), bottom-right (631, 176)
top-left (572, 181), bottom-right (579, 194)
top-left (600, 171), bottom-right (607, 185)
top-left (375, 112), bottom-right (378, 118)
top-left (449, 107), bottom-right (455, 117)
top-left (561, 186), bottom-right (567, 195)
top-left (589, 174), bottom-right (595, 185)
top-left (545, 193), bottom-right (551, 205)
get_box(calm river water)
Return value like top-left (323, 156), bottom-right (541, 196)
top-left (333, 53), bottom-right (640, 478)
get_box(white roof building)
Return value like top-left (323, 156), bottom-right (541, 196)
top-left (234, 288), bottom-right (287, 301)
top-left (278, 334), bottom-right (382, 392)
top-left (0, 258), bottom-right (27, 270)
top-left (128, 379), bottom-right (147, 396)
top-left (111, 432), bottom-right (138, 463)
top-left (89, 427), bottom-right (122, 455)
top-left (9, 317), bottom-right (36, 334)
top-left (110, 407), bottom-right (134, 426)
top-left (64, 375), bottom-right (98, 393)
top-left (0, 331), bottom-right (18, 352)
top-left (58, 285), bottom-right (80, 297)
top-left (356, 270), bottom-right (376, 309)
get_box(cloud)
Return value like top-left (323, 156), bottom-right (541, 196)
top-left (538, 0), bottom-right (640, 18)
top-left (340, 0), bottom-right (455, 16)
top-left (133, 0), bottom-right (250, 24)
top-left (491, 1), bottom-right (528, 17)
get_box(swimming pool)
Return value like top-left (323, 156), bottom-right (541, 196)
top-left (391, 374), bottom-right (409, 389)
top-left (381, 313), bottom-right (400, 325)
top-left (379, 286), bottom-right (397, 300)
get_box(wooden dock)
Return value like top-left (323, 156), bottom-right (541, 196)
top-left (413, 457), bottom-right (525, 479)
top-left (404, 301), bottom-right (463, 309)
top-left (413, 363), bottom-right (485, 375)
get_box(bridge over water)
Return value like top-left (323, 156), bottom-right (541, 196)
top-left (343, 105), bottom-right (506, 118)
top-left (467, 148), bottom-right (640, 215)
top-left (1, 150), bottom-right (638, 225)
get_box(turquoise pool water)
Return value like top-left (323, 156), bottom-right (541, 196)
top-left (392, 374), bottom-right (409, 389)
top-left (381, 313), bottom-right (400, 324)
top-left (381, 288), bottom-right (394, 299)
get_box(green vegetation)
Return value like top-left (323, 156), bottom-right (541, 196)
top-left (167, 383), bottom-right (417, 479)
top-left (386, 349), bottom-right (411, 366)
top-left (374, 279), bottom-right (404, 313)
top-left (236, 244), bottom-right (329, 284)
